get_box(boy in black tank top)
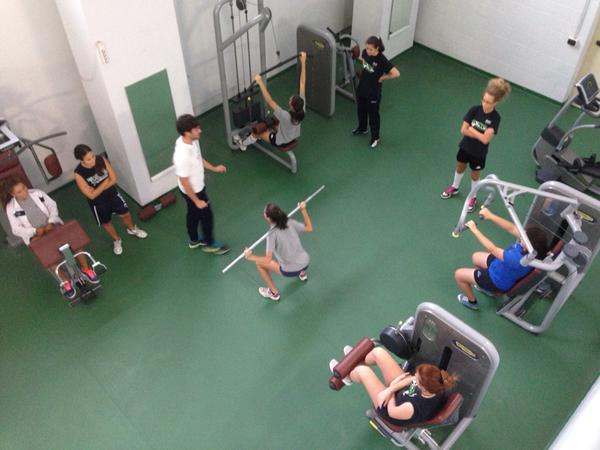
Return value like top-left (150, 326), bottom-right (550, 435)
top-left (74, 144), bottom-right (147, 255)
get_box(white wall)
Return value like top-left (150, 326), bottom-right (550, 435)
top-left (415, 0), bottom-right (600, 101)
top-left (175, 0), bottom-right (353, 114)
top-left (0, 0), bottom-right (104, 191)
top-left (56, 0), bottom-right (193, 206)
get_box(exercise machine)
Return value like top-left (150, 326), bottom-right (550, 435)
top-left (532, 73), bottom-right (600, 196)
top-left (0, 119), bottom-right (65, 247)
top-left (214, 0), bottom-right (303, 173)
top-left (327, 27), bottom-right (360, 102)
top-left (453, 174), bottom-right (600, 334)
top-left (329, 302), bottom-right (500, 449)
top-left (28, 220), bottom-right (107, 306)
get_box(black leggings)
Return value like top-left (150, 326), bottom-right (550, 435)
top-left (357, 96), bottom-right (381, 139)
top-left (181, 188), bottom-right (214, 245)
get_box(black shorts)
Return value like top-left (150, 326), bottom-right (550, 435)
top-left (280, 265), bottom-right (308, 277)
top-left (474, 255), bottom-right (503, 293)
top-left (90, 191), bottom-right (129, 225)
top-left (268, 132), bottom-right (280, 147)
top-left (456, 148), bottom-right (486, 171)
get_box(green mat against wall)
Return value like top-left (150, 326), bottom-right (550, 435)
top-left (125, 69), bottom-right (178, 178)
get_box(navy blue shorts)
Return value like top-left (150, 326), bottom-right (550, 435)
top-left (91, 191), bottom-right (129, 225)
top-left (474, 254), bottom-right (503, 293)
top-left (457, 147), bottom-right (486, 171)
top-left (280, 265), bottom-right (308, 277)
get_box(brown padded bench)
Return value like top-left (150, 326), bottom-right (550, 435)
top-left (29, 220), bottom-right (90, 268)
top-left (376, 392), bottom-right (464, 432)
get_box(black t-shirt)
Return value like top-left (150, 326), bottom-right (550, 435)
top-left (459, 105), bottom-right (501, 157)
top-left (357, 50), bottom-right (394, 100)
top-left (74, 161), bottom-right (117, 205)
top-left (376, 384), bottom-right (444, 426)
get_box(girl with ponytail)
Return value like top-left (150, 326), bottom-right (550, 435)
top-left (243, 200), bottom-right (314, 302)
top-left (234, 52), bottom-right (307, 151)
top-left (335, 347), bottom-right (458, 426)
top-left (352, 36), bottom-right (400, 149)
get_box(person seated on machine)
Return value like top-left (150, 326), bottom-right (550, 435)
top-left (455, 206), bottom-right (548, 310)
top-left (332, 347), bottom-right (458, 427)
top-left (234, 52), bottom-right (307, 151)
top-left (1, 176), bottom-right (99, 299)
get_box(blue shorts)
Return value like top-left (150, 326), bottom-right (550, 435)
top-left (280, 265), bottom-right (308, 277)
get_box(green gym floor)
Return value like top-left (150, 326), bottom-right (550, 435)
top-left (1, 45), bottom-right (599, 449)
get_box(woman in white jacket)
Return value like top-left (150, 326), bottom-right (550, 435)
top-left (1, 176), bottom-right (99, 299)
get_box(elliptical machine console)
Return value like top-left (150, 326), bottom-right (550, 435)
top-left (532, 73), bottom-right (600, 196)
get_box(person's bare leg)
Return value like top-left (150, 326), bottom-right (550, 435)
top-left (455, 161), bottom-right (467, 174)
top-left (76, 253), bottom-right (90, 271)
top-left (101, 222), bottom-right (120, 241)
top-left (255, 259), bottom-right (281, 293)
top-left (364, 347), bottom-right (405, 385)
top-left (455, 268), bottom-right (477, 301)
top-left (472, 252), bottom-right (490, 269)
top-left (119, 212), bottom-right (135, 230)
top-left (350, 365), bottom-right (386, 405)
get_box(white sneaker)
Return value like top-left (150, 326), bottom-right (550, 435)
top-left (258, 286), bottom-right (280, 301)
top-left (233, 134), bottom-right (247, 151)
top-left (343, 345), bottom-right (353, 355)
top-left (127, 226), bottom-right (148, 239)
top-left (329, 359), bottom-right (352, 386)
top-left (113, 239), bottom-right (123, 255)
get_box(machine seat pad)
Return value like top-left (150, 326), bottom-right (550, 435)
top-left (376, 392), bottom-right (463, 433)
top-left (29, 220), bottom-right (91, 268)
top-left (279, 140), bottom-right (298, 152)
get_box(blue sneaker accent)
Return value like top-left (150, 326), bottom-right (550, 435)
top-left (202, 241), bottom-right (230, 255)
top-left (457, 294), bottom-right (479, 310)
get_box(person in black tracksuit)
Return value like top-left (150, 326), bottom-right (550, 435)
top-left (352, 36), bottom-right (400, 149)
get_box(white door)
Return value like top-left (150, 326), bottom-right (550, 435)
top-left (352, 0), bottom-right (419, 59)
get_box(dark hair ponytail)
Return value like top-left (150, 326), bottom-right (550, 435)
top-left (73, 144), bottom-right (106, 176)
top-left (366, 36), bottom-right (385, 52)
top-left (265, 203), bottom-right (288, 230)
top-left (289, 95), bottom-right (305, 124)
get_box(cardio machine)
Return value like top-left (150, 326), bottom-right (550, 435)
top-left (532, 73), bottom-right (600, 196)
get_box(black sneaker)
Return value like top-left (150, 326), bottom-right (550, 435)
top-left (189, 240), bottom-right (208, 249)
top-left (202, 241), bottom-right (230, 255)
top-left (351, 128), bottom-right (368, 135)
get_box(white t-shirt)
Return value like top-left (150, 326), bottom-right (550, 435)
top-left (173, 136), bottom-right (205, 193)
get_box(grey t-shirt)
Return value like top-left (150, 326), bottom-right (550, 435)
top-left (266, 219), bottom-right (309, 272)
top-left (273, 95), bottom-right (305, 145)
top-left (20, 196), bottom-right (48, 228)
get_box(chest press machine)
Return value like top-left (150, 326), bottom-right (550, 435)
top-left (453, 174), bottom-right (600, 334)
top-left (329, 303), bottom-right (499, 449)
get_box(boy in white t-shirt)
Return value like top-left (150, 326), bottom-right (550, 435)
top-left (173, 114), bottom-right (230, 255)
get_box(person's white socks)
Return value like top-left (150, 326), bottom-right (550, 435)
top-left (471, 179), bottom-right (480, 194)
top-left (452, 171), bottom-right (464, 189)
top-left (242, 135), bottom-right (257, 146)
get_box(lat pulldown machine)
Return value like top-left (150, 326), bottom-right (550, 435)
top-left (213, 0), bottom-right (300, 173)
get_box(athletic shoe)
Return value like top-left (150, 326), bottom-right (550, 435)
top-left (329, 359), bottom-right (352, 385)
top-left (188, 240), bottom-right (207, 249)
top-left (457, 294), bottom-right (479, 310)
top-left (299, 270), bottom-right (308, 282)
top-left (370, 138), bottom-right (379, 149)
top-left (62, 281), bottom-right (77, 300)
top-left (351, 128), bottom-right (368, 135)
top-left (258, 287), bottom-right (280, 301)
top-left (343, 345), bottom-right (353, 356)
top-left (441, 186), bottom-right (459, 199)
top-left (467, 197), bottom-right (477, 213)
top-left (113, 239), bottom-right (123, 256)
top-left (474, 284), bottom-right (496, 297)
top-left (202, 241), bottom-right (231, 255)
top-left (82, 268), bottom-right (100, 285)
top-left (127, 226), bottom-right (148, 239)
top-left (233, 134), bottom-right (246, 151)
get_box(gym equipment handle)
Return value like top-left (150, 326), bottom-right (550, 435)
top-left (222, 185), bottom-right (325, 273)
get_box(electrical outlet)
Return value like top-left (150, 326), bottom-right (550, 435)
top-left (567, 37), bottom-right (578, 47)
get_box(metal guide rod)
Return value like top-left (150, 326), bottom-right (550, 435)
top-left (222, 185), bottom-right (325, 273)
